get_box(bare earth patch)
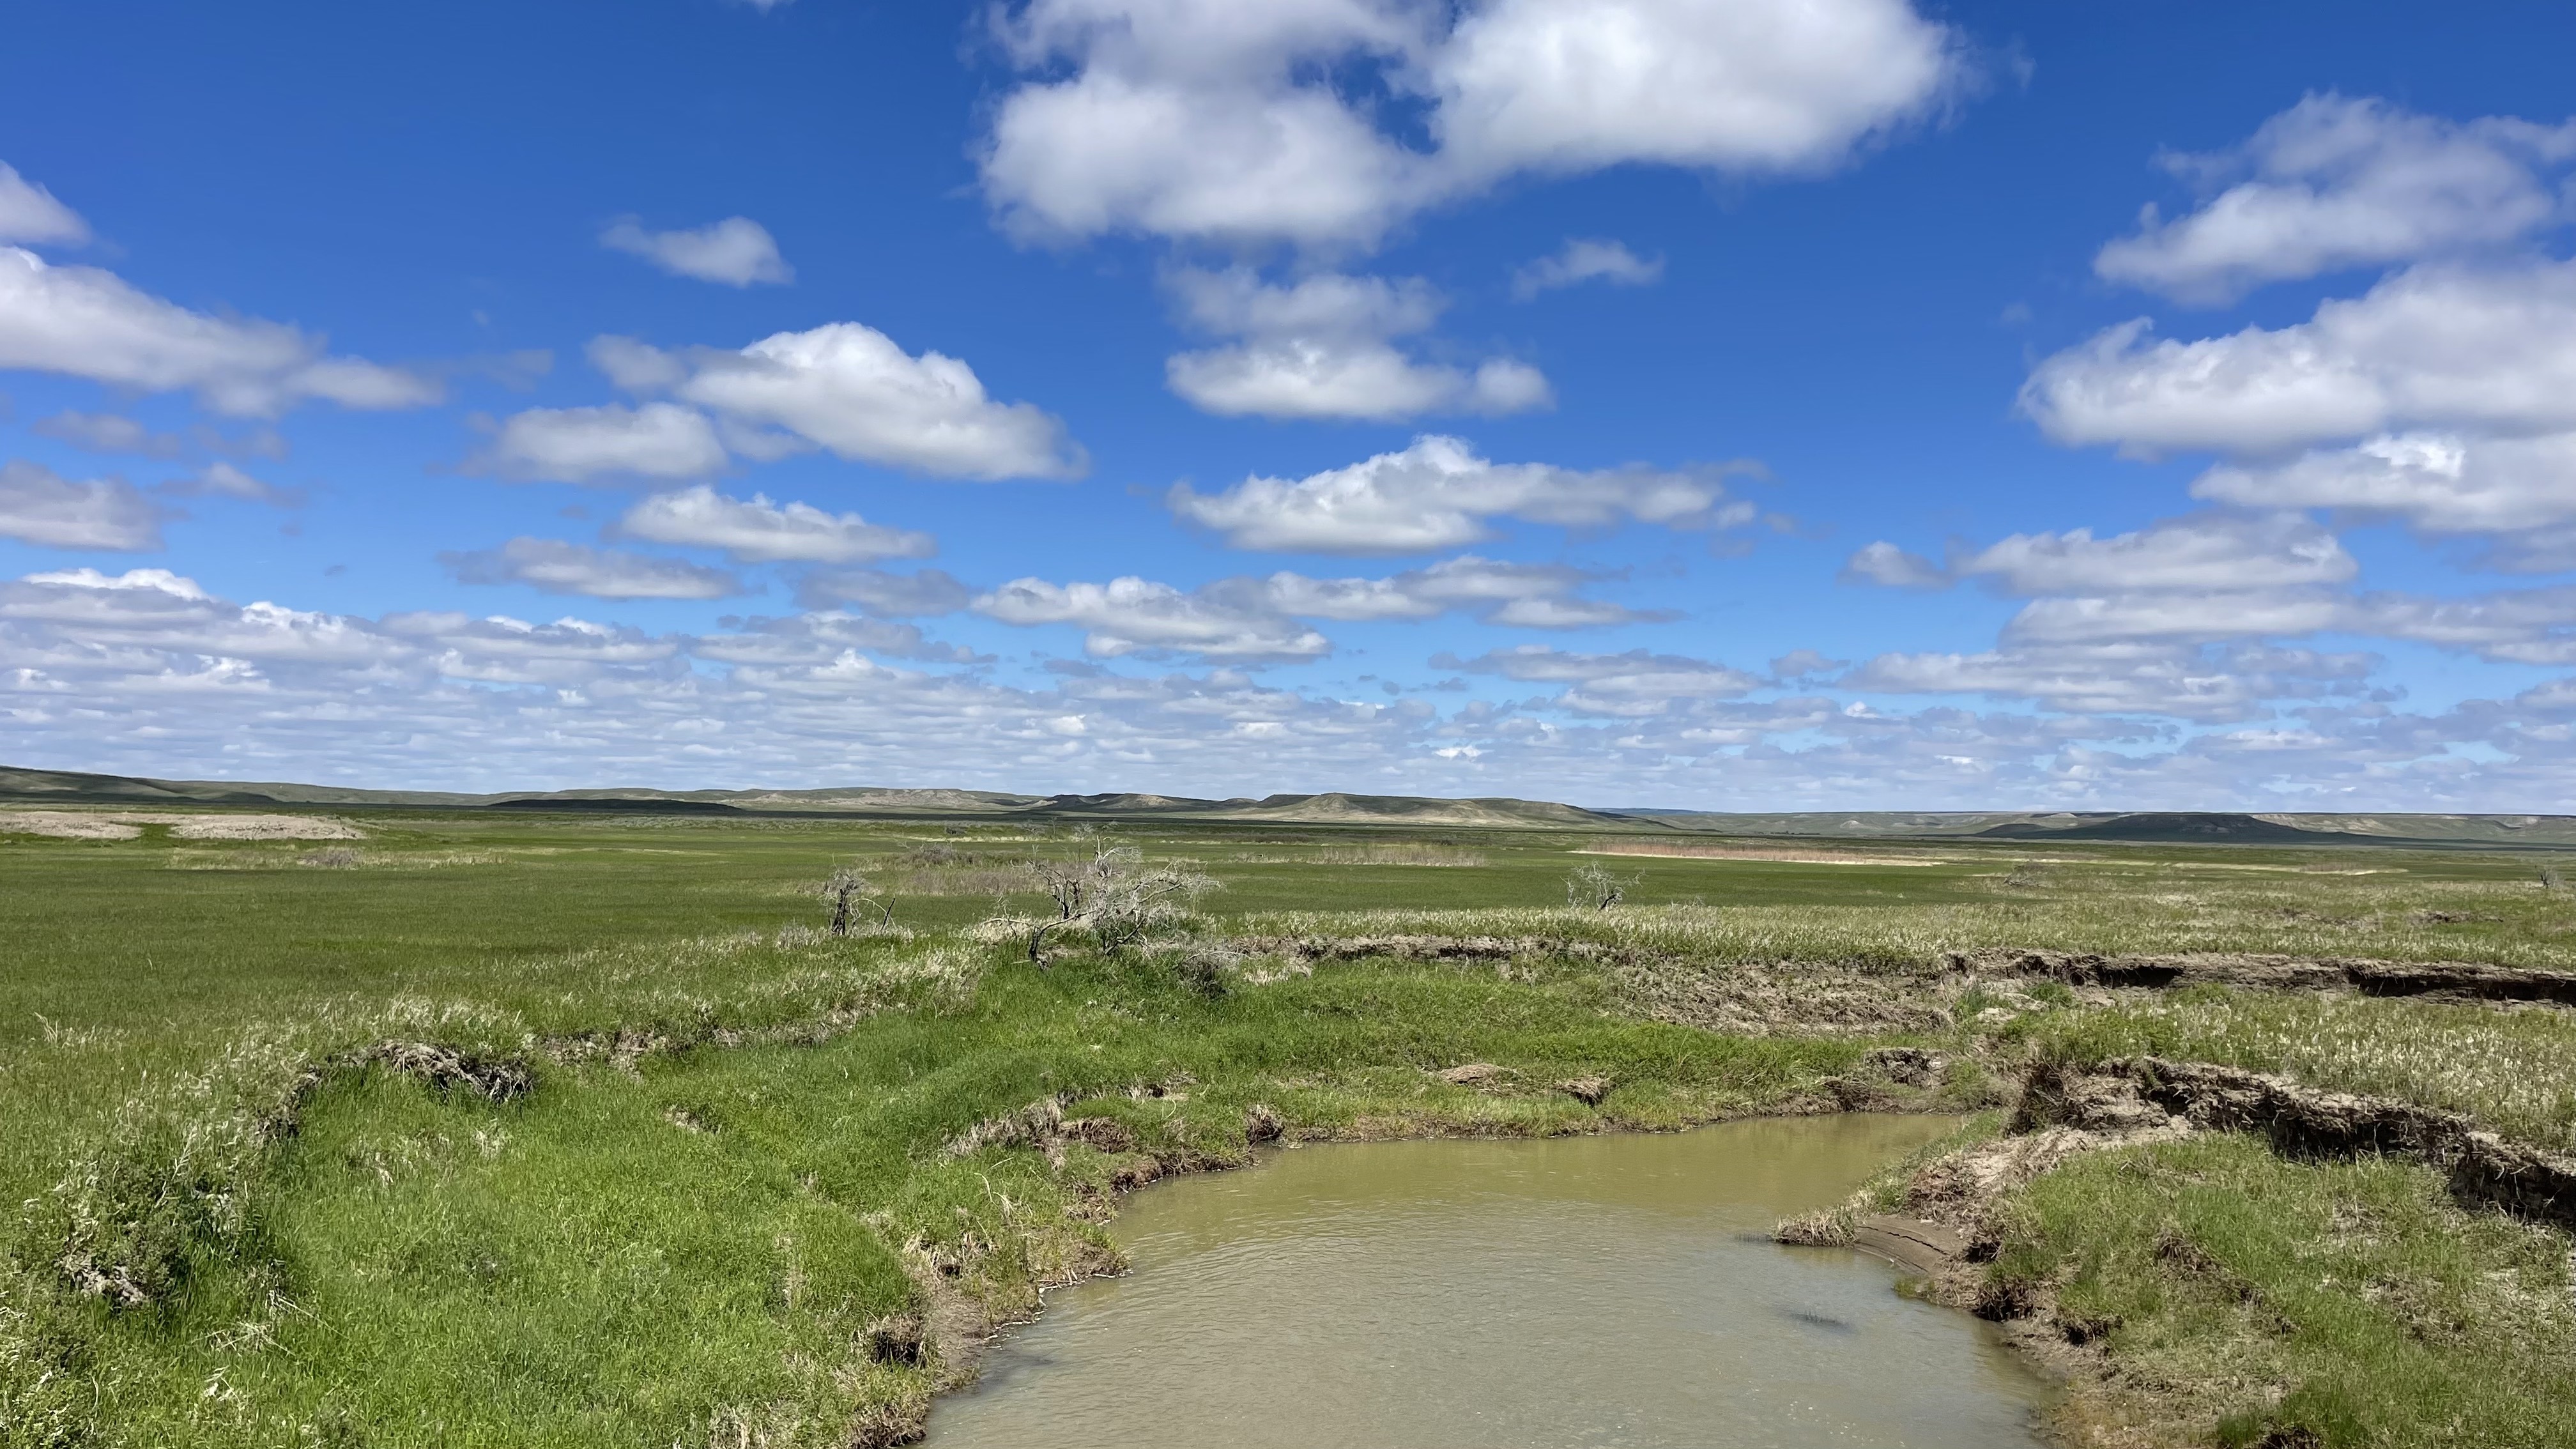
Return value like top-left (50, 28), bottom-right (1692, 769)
top-left (0, 810), bottom-right (366, 840)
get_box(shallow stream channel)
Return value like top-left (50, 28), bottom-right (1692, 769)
top-left (926, 1114), bottom-right (2050, 1448)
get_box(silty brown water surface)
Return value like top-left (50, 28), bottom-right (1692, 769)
top-left (926, 1114), bottom-right (2050, 1448)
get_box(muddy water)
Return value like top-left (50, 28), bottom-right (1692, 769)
top-left (926, 1115), bottom-right (2049, 1448)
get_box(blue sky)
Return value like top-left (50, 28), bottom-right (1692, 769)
top-left (3, 0), bottom-right (2573, 808)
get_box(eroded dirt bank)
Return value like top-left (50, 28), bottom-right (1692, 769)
top-left (1950, 946), bottom-right (2576, 1006)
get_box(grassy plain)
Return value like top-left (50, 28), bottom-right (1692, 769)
top-left (4, 807), bottom-right (2574, 1446)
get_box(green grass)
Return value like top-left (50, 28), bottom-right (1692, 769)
top-left (1988, 1133), bottom-right (2576, 1448)
top-left (6, 809), bottom-right (2575, 1446)
top-left (16, 947), bottom-right (1873, 1448)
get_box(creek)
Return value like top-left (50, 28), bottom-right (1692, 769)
top-left (926, 1114), bottom-right (2050, 1448)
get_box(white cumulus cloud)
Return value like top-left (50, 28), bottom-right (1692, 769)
top-left (2193, 431), bottom-right (2576, 572)
top-left (2096, 95), bottom-right (2576, 305)
top-left (601, 216), bottom-right (794, 287)
top-left (2021, 259), bottom-right (2576, 457)
top-left (1162, 268), bottom-right (1550, 421)
top-left (1169, 434), bottom-right (1745, 553)
top-left (615, 485), bottom-right (934, 565)
top-left (0, 247), bottom-right (439, 417)
top-left (975, 576), bottom-right (1334, 661)
top-left (1958, 512), bottom-right (2356, 596)
top-left (604, 325), bottom-right (1084, 480)
top-left (1428, 0), bottom-right (1954, 182)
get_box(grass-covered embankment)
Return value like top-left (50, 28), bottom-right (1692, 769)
top-left (1995, 1133), bottom-right (2576, 1447)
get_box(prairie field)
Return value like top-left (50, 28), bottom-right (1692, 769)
top-left (4, 805), bottom-right (2573, 1446)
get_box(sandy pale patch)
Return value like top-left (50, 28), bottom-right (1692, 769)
top-left (0, 811), bottom-right (366, 841)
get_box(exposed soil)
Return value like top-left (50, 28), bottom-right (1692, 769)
top-left (2089, 1056), bottom-right (2576, 1229)
top-left (1949, 946), bottom-right (2576, 1006)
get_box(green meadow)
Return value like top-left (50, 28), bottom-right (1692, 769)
top-left (4, 807), bottom-right (2573, 1446)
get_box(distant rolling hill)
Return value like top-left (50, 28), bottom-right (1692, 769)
top-left (0, 768), bottom-right (1625, 831)
top-left (1975, 812), bottom-right (2334, 845)
top-left (1605, 808), bottom-right (2576, 847)
top-left (7, 765), bottom-right (2575, 845)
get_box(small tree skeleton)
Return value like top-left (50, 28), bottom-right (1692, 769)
top-left (822, 866), bottom-right (893, 937)
top-left (993, 845), bottom-right (1218, 964)
top-left (1564, 862), bottom-right (1636, 910)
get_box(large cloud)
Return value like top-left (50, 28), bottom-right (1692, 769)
top-left (0, 460), bottom-right (164, 550)
top-left (1168, 434), bottom-right (1745, 553)
top-left (2028, 162), bottom-right (2576, 582)
top-left (0, 246), bottom-right (438, 417)
top-left (980, 0), bottom-right (1957, 249)
top-left (2094, 95), bottom-right (2576, 305)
